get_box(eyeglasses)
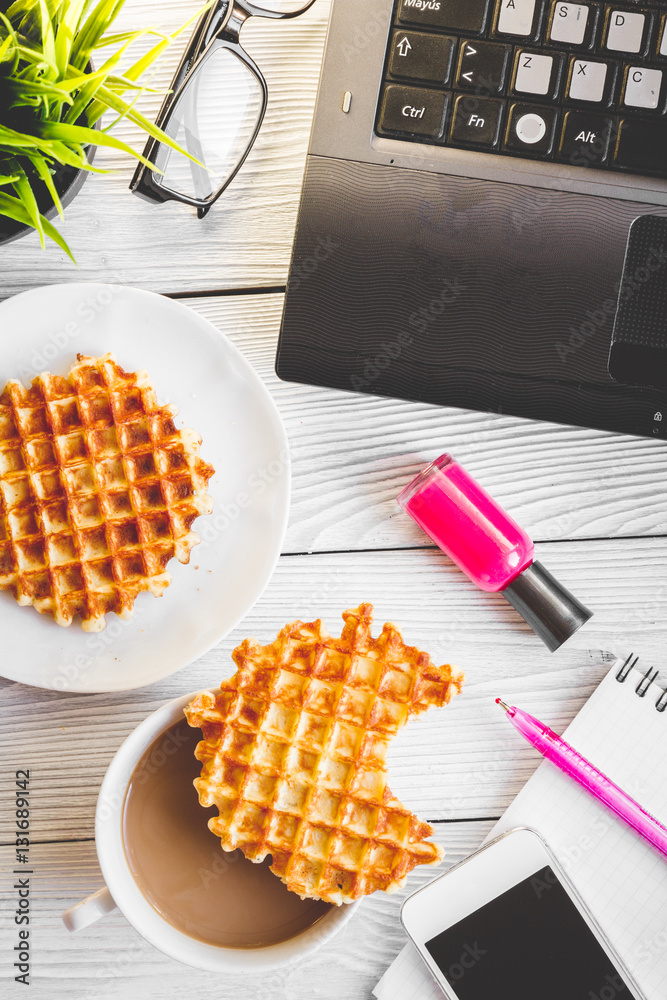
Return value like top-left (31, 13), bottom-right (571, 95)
top-left (130, 0), bottom-right (316, 217)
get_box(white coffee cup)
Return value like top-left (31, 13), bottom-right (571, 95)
top-left (62, 692), bottom-right (359, 972)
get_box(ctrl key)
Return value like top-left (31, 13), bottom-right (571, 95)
top-left (377, 85), bottom-right (449, 141)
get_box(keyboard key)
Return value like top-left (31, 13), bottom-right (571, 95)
top-left (558, 110), bottom-right (614, 165)
top-left (505, 104), bottom-right (558, 154)
top-left (377, 84), bottom-right (449, 139)
top-left (514, 52), bottom-right (555, 95)
top-left (624, 66), bottom-right (663, 108)
top-left (497, 0), bottom-right (537, 37)
top-left (450, 95), bottom-right (504, 146)
top-left (388, 31), bottom-right (456, 85)
top-left (568, 59), bottom-right (608, 101)
top-left (614, 118), bottom-right (667, 176)
top-left (606, 10), bottom-right (646, 54)
top-left (376, 0), bottom-right (667, 182)
top-left (397, 0), bottom-right (489, 34)
top-left (549, 3), bottom-right (589, 46)
top-left (456, 40), bottom-right (510, 93)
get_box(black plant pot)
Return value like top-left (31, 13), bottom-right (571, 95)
top-left (0, 141), bottom-right (97, 247)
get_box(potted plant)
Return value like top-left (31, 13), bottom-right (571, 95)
top-left (0, 0), bottom-right (202, 259)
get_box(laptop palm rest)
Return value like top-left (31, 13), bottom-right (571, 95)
top-left (277, 155), bottom-right (667, 439)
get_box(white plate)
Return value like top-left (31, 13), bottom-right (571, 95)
top-left (0, 283), bottom-right (290, 692)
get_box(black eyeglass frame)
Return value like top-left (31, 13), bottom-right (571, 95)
top-left (130, 0), bottom-right (317, 217)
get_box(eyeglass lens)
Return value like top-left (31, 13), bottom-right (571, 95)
top-left (153, 44), bottom-right (264, 202)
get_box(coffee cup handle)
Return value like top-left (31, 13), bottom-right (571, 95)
top-left (62, 886), bottom-right (117, 931)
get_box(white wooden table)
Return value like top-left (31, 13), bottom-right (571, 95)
top-left (2, 2), bottom-right (667, 997)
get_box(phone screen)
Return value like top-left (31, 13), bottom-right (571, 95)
top-left (425, 866), bottom-right (638, 1000)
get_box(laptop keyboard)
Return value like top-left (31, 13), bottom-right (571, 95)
top-left (375, 0), bottom-right (667, 179)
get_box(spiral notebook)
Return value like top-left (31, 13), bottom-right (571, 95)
top-left (374, 657), bottom-right (667, 1000)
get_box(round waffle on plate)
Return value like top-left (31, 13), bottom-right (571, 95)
top-left (0, 353), bottom-right (214, 632)
top-left (0, 284), bottom-right (289, 692)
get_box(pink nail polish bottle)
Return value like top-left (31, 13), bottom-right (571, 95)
top-left (397, 454), bottom-right (592, 651)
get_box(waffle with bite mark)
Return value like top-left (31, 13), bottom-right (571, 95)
top-left (185, 604), bottom-right (463, 905)
top-left (0, 353), bottom-right (214, 631)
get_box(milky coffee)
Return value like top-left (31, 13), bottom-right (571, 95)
top-left (122, 720), bottom-right (331, 948)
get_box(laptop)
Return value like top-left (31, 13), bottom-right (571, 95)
top-left (276, 0), bottom-right (667, 440)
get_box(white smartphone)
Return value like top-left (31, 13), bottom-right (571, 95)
top-left (401, 828), bottom-right (644, 1000)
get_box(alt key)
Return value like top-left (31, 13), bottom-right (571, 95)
top-left (377, 84), bottom-right (449, 140)
top-left (557, 111), bottom-right (614, 168)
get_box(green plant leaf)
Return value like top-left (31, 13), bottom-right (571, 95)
top-left (0, 122), bottom-right (57, 152)
top-left (4, 76), bottom-right (74, 102)
top-left (121, 2), bottom-right (212, 84)
top-left (62, 30), bottom-right (143, 122)
top-left (54, 0), bottom-right (85, 76)
top-left (49, 138), bottom-right (104, 170)
top-left (12, 163), bottom-right (45, 245)
top-left (93, 27), bottom-right (162, 48)
top-left (38, 0), bottom-right (57, 72)
top-left (0, 12), bottom-right (21, 75)
top-left (91, 85), bottom-right (205, 167)
top-left (33, 119), bottom-right (157, 167)
top-left (27, 151), bottom-right (63, 217)
top-left (70, 0), bottom-right (124, 70)
top-left (0, 190), bottom-right (75, 260)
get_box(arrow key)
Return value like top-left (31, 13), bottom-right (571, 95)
top-left (388, 30), bottom-right (456, 86)
top-left (455, 40), bottom-right (510, 93)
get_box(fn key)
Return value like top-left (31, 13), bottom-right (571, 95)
top-left (377, 85), bottom-right (449, 140)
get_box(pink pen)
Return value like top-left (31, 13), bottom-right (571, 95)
top-left (497, 698), bottom-right (667, 860)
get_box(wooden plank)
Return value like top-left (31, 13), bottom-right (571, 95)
top-left (0, 1), bottom-right (331, 298)
top-left (184, 294), bottom-right (667, 552)
top-left (1, 539), bottom-right (664, 838)
top-left (0, 821), bottom-right (495, 994)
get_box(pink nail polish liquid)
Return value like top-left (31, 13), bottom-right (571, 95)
top-left (397, 454), bottom-right (533, 592)
top-left (397, 453), bottom-right (593, 651)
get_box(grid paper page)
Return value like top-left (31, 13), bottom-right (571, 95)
top-left (374, 942), bottom-right (442, 1000)
top-left (374, 660), bottom-right (667, 1000)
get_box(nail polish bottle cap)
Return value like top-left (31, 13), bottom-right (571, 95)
top-left (502, 561), bottom-right (593, 652)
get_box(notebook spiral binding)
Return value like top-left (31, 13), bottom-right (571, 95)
top-left (616, 653), bottom-right (667, 713)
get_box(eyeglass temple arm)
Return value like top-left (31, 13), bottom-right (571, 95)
top-left (239, 0), bottom-right (317, 20)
